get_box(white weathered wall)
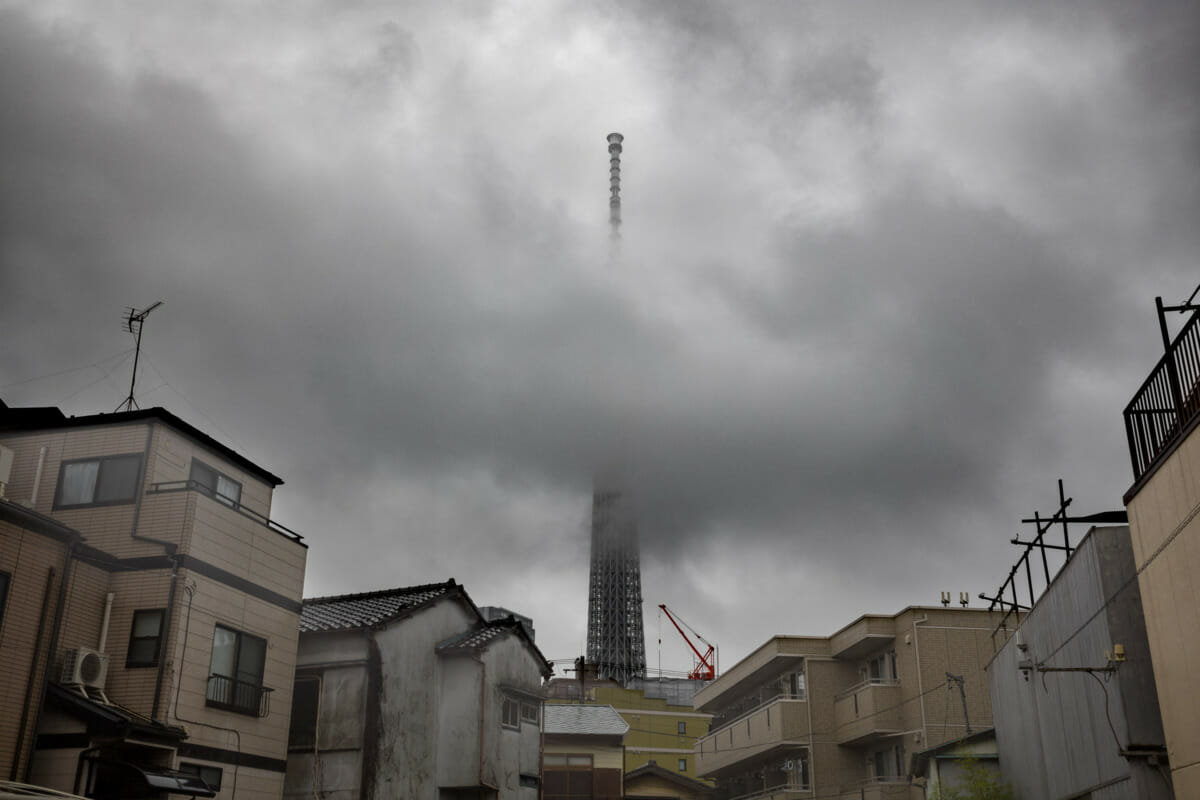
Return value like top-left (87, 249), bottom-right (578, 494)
top-left (373, 598), bottom-right (477, 798)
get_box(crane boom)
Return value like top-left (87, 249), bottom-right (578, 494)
top-left (658, 604), bottom-right (717, 681)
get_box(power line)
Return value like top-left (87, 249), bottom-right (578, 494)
top-left (0, 348), bottom-right (134, 391)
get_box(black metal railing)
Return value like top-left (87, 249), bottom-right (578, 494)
top-left (206, 674), bottom-right (273, 717)
top-left (1124, 297), bottom-right (1200, 484)
top-left (148, 479), bottom-right (304, 544)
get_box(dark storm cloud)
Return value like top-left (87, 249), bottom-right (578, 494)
top-left (2, 1), bottom-right (1197, 663)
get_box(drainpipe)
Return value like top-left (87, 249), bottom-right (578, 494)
top-left (22, 538), bottom-right (78, 781)
top-left (912, 614), bottom-right (929, 743)
top-left (97, 593), bottom-right (114, 651)
top-left (29, 446), bottom-right (46, 508)
top-left (11, 567), bottom-right (57, 780)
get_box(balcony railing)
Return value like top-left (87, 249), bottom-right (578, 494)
top-left (206, 674), bottom-right (273, 717)
top-left (708, 691), bottom-right (806, 737)
top-left (833, 680), bottom-right (902, 744)
top-left (1125, 299), bottom-right (1200, 484)
top-left (148, 479), bottom-right (304, 543)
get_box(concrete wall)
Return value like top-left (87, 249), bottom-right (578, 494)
top-left (988, 527), bottom-right (1169, 800)
top-left (1125, 420), bottom-right (1200, 797)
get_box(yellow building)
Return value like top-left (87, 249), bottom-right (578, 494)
top-left (546, 675), bottom-right (714, 792)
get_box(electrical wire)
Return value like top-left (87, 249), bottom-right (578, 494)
top-left (0, 348), bottom-right (134, 391)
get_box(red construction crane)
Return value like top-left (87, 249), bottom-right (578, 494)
top-left (658, 604), bottom-right (718, 681)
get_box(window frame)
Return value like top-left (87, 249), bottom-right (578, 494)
top-left (501, 696), bottom-right (521, 729)
top-left (177, 763), bottom-right (222, 792)
top-left (125, 608), bottom-right (166, 668)
top-left (288, 675), bottom-right (321, 750)
top-left (190, 458), bottom-right (243, 508)
top-left (0, 571), bottom-right (10, 631)
top-left (53, 454), bottom-right (143, 509)
top-left (677, 720), bottom-right (687, 734)
top-left (678, 758), bottom-right (687, 771)
top-left (521, 702), bottom-right (540, 727)
top-left (206, 623), bottom-right (269, 716)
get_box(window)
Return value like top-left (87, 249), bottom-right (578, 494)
top-left (288, 676), bottom-right (320, 749)
top-left (54, 454), bottom-right (142, 508)
top-left (521, 702), bottom-right (540, 727)
top-left (126, 609), bottom-right (165, 667)
top-left (190, 459), bottom-right (242, 507)
top-left (678, 758), bottom-right (687, 771)
top-left (177, 763), bottom-right (222, 791)
top-left (789, 669), bottom-right (806, 699)
top-left (502, 697), bottom-right (520, 728)
top-left (206, 624), bottom-right (268, 716)
top-left (677, 720), bottom-right (687, 735)
top-left (867, 651), bottom-right (897, 682)
top-left (0, 571), bottom-right (10, 628)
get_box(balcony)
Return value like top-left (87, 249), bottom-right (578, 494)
top-left (148, 479), bottom-right (304, 543)
top-left (697, 696), bottom-right (809, 777)
top-left (833, 680), bottom-right (902, 745)
top-left (206, 674), bottom-right (273, 717)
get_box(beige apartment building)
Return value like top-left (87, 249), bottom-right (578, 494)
top-left (693, 606), bottom-right (1005, 800)
top-left (1122, 297), bottom-right (1200, 797)
top-left (0, 400), bottom-right (307, 799)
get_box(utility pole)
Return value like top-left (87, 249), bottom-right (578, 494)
top-left (946, 672), bottom-right (970, 735)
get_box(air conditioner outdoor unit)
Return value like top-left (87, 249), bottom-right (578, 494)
top-left (62, 647), bottom-right (110, 689)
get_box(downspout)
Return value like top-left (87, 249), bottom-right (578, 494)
top-left (912, 614), bottom-right (929, 743)
top-left (804, 659), bottom-right (815, 792)
top-left (476, 658), bottom-right (497, 792)
top-left (361, 632), bottom-right (383, 800)
top-left (129, 423), bottom-right (179, 722)
top-left (29, 446), bottom-right (46, 508)
top-left (11, 567), bottom-right (57, 780)
top-left (21, 537), bottom-right (78, 782)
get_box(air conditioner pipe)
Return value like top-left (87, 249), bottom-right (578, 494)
top-left (97, 593), bottom-right (114, 652)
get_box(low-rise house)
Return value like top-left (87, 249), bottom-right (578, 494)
top-left (283, 580), bottom-right (551, 799)
top-left (0, 400), bottom-right (307, 799)
top-left (543, 704), bottom-right (629, 800)
top-left (909, 728), bottom-right (1000, 799)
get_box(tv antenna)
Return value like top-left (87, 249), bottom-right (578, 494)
top-left (115, 301), bottom-right (163, 412)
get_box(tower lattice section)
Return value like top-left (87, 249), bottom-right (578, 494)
top-left (586, 488), bottom-right (647, 685)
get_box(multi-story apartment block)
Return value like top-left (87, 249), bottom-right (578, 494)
top-left (1122, 296), bottom-right (1200, 796)
top-left (0, 400), bottom-right (307, 799)
top-left (693, 607), bottom-right (1004, 800)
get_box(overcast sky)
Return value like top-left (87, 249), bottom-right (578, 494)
top-left (2, 1), bottom-right (1197, 675)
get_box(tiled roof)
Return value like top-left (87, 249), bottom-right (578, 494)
top-left (300, 580), bottom-right (458, 633)
top-left (543, 704), bottom-right (629, 737)
top-left (437, 620), bottom-right (511, 651)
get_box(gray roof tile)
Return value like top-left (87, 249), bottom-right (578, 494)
top-left (543, 704), bottom-right (629, 737)
top-left (301, 581), bottom-right (456, 633)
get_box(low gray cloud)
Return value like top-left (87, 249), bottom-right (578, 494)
top-left (1, 1), bottom-right (1196, 666)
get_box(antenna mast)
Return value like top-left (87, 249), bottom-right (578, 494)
top-left (607, 132), bottom-right (623, 259)
top-left (116, 301), bottom-right (164, 412)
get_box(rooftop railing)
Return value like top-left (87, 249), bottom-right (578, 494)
top-left (1124, 296), bottom-right (1200, 485)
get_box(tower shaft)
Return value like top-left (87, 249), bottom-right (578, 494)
top-left (586, 487), bottom-right (646, 685)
